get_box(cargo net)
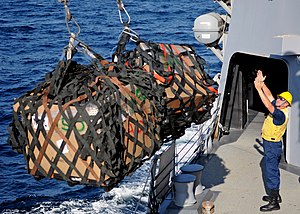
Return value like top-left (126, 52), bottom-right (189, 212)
top-left (8, 37), bottom-right (217, 191)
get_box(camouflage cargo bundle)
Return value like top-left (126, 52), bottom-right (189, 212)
top-left (8, 37), bottom-right (216, 190)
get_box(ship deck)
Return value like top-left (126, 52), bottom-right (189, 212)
top-left (163, 111), bottom-right (300, 213)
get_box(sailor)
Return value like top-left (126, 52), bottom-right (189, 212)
top-left (254, 70), bottom-right (292, 212)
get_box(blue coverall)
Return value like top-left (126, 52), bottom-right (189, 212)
top-left (262, 100), bottom-right (285, 191)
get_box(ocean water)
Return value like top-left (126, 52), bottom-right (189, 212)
top-left (0, 0), bottom-right (223, 213)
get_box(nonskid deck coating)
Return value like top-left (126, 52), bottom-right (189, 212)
top-left (201, 112), bottom-right (300, 214)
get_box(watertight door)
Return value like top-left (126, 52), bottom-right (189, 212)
top-left (220, 64), bottom-right (247, 130)
top-left (220, 52), bottom-right (300, 168)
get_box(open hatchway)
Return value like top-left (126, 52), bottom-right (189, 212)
top-left (220, 52), bottom-right (289, 157)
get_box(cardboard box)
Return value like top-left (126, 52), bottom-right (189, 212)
top-left (20, 81), bottom-right (159, 186)
top-left (26, 104), bottom-right (105, 184)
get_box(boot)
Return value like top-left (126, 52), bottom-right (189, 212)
top-left (262, 194), bottom-right (282, 203)
top-left (260, 190), bottom-right (280, 212)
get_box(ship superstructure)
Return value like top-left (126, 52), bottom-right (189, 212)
top-left (156, 0), bottom-right (300, 212)
top-left (195, 0), bottom-right (300, 168)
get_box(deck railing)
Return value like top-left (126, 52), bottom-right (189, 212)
top-left (147, 96), bottom-right (221, 213)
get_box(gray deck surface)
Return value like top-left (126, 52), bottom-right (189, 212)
top-left (163, 112), bottom-right (300, 213)
top-left (200, 112), bottom-right (300, 213)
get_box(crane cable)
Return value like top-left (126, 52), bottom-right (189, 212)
top-left (116, 0), bottom-right (139, 42)
top-left (58, 0), bottom-right (81, 61)
top-left (116, 0), bottom-right (130, 25)
top-left (113, 0), bottom-right (139, 63)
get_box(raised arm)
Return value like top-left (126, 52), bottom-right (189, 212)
top-left (254, 71), bottom-right (275, 114)
top-left (257, 70), bottom-right (275, 102)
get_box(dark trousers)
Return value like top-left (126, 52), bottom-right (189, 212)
top-left (263, 139), bottom-right (282, 190)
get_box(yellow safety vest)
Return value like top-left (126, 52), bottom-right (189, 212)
top-left (262, 108), bottom-right (289, 142)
